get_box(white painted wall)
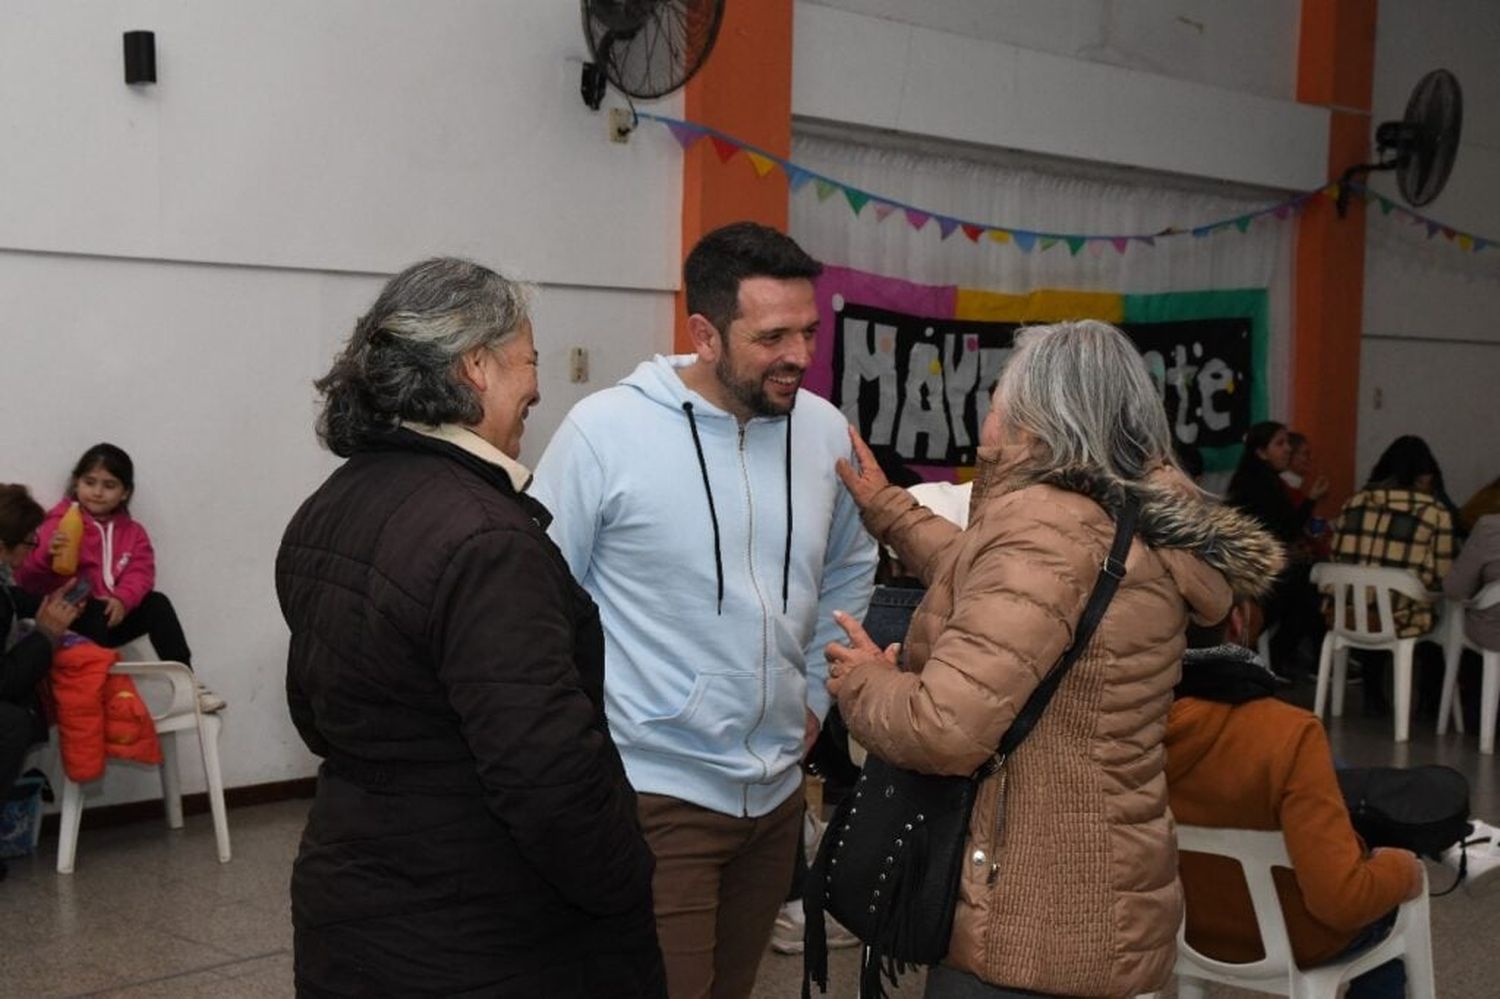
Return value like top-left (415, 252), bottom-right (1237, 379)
top-left (802, 0), bottom-right (1301, 100)
top-left (793, 1), bottom-right (1324, 190)
top-left (1359, 0), bottom-right (1500, 500)
top-left (0, 1), bottom-right (680, 807)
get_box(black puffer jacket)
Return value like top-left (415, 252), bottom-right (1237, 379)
top-left (276, 429), bottom-right (663, 999)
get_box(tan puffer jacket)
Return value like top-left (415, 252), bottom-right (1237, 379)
top-left (838, 452), bottom-right (1281, 998)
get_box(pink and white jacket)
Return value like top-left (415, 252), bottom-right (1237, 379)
top-left (16, 498), bottom-right (157, 612)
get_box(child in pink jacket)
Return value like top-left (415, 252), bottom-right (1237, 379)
top-left (18, 443), bottom-right (223, 713)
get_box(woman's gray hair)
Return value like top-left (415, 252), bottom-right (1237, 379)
top-left (315, 257), bottom-right (531, 456)
top-left (992, 320), bottom-right (1177, 487)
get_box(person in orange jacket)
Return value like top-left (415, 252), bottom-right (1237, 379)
top-left (1166, 602), bottom-right (1425, 998)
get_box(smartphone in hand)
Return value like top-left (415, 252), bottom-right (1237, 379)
top-left (62, 576), bottom-right (92, 604)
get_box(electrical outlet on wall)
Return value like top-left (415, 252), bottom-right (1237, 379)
top-left (569, 347), bottom-right (589, 384)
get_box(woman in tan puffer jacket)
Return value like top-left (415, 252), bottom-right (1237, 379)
top-left (827, 320), bottom-right (1281, 998)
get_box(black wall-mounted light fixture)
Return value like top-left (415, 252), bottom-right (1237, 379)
top-left (124, 30), bottom-right (156, 85)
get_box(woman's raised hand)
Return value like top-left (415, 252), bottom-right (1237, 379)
top-left (825, 609), bottom-right (900, 696)
top-left (834, 425), bottom-right (890, 511)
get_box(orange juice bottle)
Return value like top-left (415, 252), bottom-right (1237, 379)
top-left (52, 501), bottom-right (85, 576)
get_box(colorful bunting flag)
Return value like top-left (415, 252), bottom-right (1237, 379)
top-left (630, 112), bottom-right (1499, 265)
top-left (744, 152), bottom-right (776, 178)
top-left (666, 122), bottom-right (704, 149)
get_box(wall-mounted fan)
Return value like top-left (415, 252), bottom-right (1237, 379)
top-left (1337, 69), bottom-right (1463, 216)
top-left (580, 0), bottom-right (725, 110)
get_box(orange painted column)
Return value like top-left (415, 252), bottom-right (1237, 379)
top-left (1294, 0), bottom-right (1377, 509)
top-left (675, 0), bottom-right (794, 350)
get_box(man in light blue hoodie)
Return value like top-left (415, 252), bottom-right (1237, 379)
top-left (532, 222), bottom-right (876, 999)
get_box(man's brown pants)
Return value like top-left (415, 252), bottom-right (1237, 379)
top-left (637, 788), bottom-right (803, 999)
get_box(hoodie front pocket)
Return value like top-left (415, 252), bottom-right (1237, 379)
top-left (641, 670), bottom-right (760, 750)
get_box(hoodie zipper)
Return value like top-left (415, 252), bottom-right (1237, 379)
top-left (737, 422), bottom-right (772, 815)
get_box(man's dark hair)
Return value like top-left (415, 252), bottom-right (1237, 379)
top-left (1185, 614), bottom-right (1230, 650)
top-left (683, 222), bottom-right (822, 333)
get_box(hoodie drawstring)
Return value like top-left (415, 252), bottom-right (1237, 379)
top-left (682, 402), bottom-right (725, 614)
top-left (681, 402), bottom-right (795, 616)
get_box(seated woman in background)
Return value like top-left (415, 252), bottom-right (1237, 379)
top-left (1331, 436), bottom-right (1457, 638)
top-left (1227, 421), bottom-right (1328, 677)
top-left (826, 320), bottom-right (1280, 999)
top-left (0, 484), bottom-right (82, 878)
top-left (1460, 474), bottom-right (1500, 534)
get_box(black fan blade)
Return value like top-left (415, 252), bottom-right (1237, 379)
top-left (1398, 69), bottom-right (1462, 207)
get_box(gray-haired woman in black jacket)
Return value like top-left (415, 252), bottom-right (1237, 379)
top-left (277, 259), bottom-right (664, 998)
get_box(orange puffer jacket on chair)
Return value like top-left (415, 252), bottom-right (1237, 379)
top-left (49, 636), bottom-right (162, 782)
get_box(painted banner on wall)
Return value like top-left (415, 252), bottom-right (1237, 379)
top-left (806, 266), bottom-right (1269, 476)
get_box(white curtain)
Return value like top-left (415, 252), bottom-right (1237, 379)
top-left (788, 128), bottom-right (1295, 416)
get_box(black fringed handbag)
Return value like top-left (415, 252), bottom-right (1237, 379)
top-left (802, 495), bottom-right (1139, 999)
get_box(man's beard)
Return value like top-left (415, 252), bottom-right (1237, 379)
top-left (716, 351), bottom-right (802, 418)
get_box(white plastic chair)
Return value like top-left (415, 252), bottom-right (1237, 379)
top-left (1174, 825), bottom-right (1435, 998)
top-left (1438, 580), bottom-right (1500, 754)
top-left (1311, 563), bottom-right (1438, 742)
top-left (55, 660), bottom-right (231, 873)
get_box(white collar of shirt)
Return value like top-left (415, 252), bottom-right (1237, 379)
top-left (400, 422), bottom-right (532, 493)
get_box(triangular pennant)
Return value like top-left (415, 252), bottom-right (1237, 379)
top-left (1458, 234), bottom-right (1475, 251)
top-left (667, 122), bottom-right (704, 149)
top-left (1011, 231), bottom-right (1037, 253)
top-left (1233, 216), bottom-right (1253, 233)
top-left (937, 217), bottom-right (960, 240)
top-left (814, 179), bottom-right (837, 201)
top-left (872, 202), bottom-right (897, 222)
top-left (1134, 236), bottom-right (1156, 248)
top-left (1321, 184), bottom-right (1340, 202)
top-left (1086, 240), bottom-right (1106, 257)
top-left (786, 167), bottom-right (814, 192)
top-left (961, 223), bottom-right (984, 242)
top-left (987, 230), bottom-right (1012, 245)
top-left (1272, 204), bottom-right (1292, 221)
top-left (1191, 225), bottom-right (1214, 238)
top-left (1110, 237), bottom-right (1129, 254)
top-left (1441, 226), bottom-right (1456, 241)
top-left (843, 187), bottom-right (871, 215)
top-left (1377, 196), bottom-right (1394, 215)
top-left (744, 151), bottom-right (777, 178)
top-left (1040, 237), bottom-right (1060, 252)
top-left (1476, 239), bottom-right (1491, 253)
top-left (904, 208), bottom-right (931, 230)
top-left (709, 136), bottom-right (739, 163)
top-left (1424, 221), bottom-right (1441, 239)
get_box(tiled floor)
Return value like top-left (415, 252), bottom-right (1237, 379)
top-left (1, 688), bottom-right (1496, 998)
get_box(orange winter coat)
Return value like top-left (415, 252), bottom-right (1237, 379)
top-left (1167, 694), bottom-right (1413, 967)
top-left (837, 453), bottom-right (1283, 998)
top-left (50, 639), bottom-right (162, 782)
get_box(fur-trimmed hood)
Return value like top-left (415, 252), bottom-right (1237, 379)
top-left (974, 450), bottom-right (1285, 603)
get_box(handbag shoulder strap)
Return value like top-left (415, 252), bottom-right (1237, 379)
top-left (991, 492), bottom-right (1141, 763)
